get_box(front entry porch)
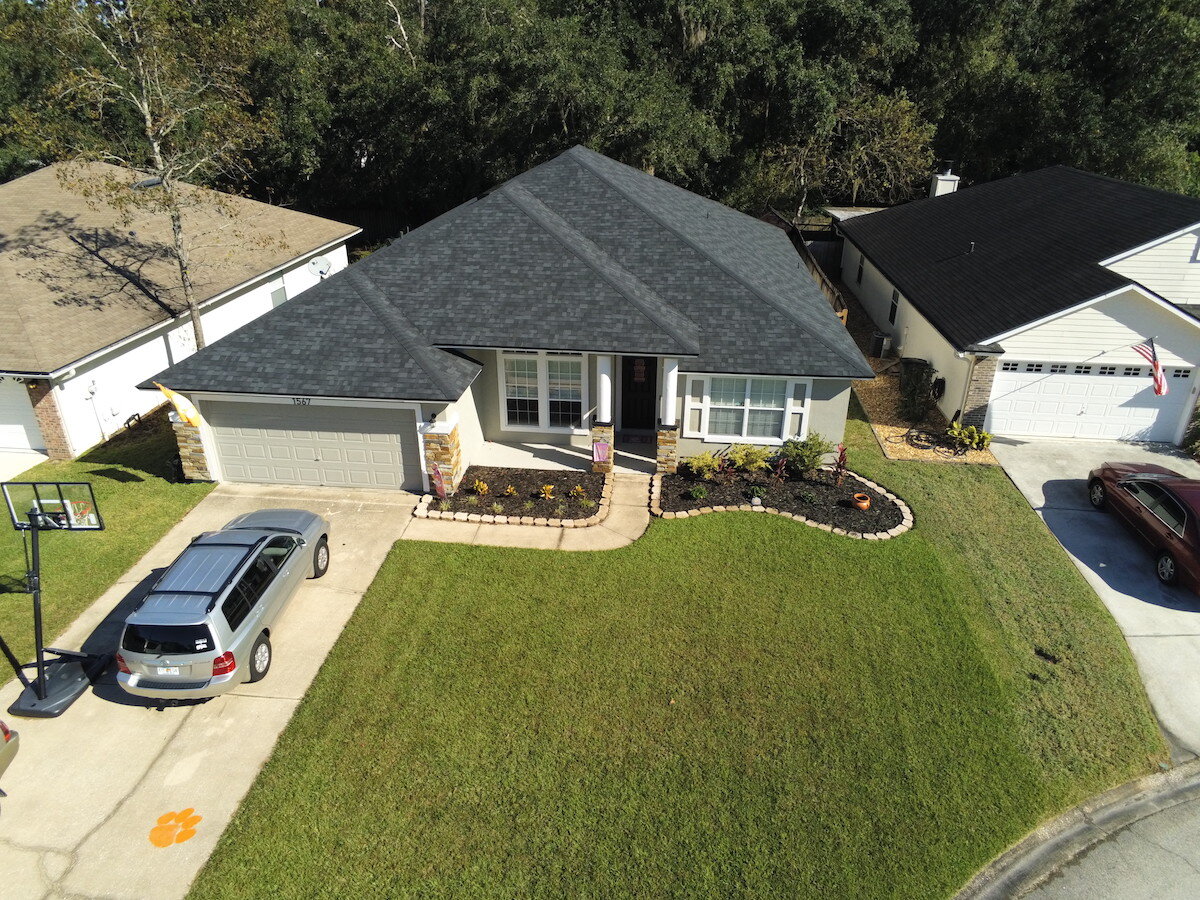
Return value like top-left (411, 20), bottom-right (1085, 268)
top-left (475, 438), bottom-right (657, 474)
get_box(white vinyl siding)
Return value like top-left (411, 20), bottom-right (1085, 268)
top-left (998, 288), bottom-right (1200, 366)
top-left (1107, 228), bottom-right (1200, 308)
top-left (498, 351), bottom-right (587, 433)
top-left (682, 374), bottom-right (810, 444)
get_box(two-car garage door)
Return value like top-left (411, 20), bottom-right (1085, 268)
top-left (205, 401), bottom-right (422, 491)
top-left (986, 361), bottom-right (1195, 441)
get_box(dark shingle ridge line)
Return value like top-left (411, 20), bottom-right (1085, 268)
top-left (498, 181), bottom-right (701, 355)
top-left (343, 269), bottom-right (478, 399)
top-left (565, 147), bottom-right (866, 373)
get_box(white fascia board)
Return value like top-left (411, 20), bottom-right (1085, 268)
top-left (977, 284), bottom-right (1200, 346)
top-left (1099, 221), bottom-right (1200, 267)
top-left (173, 390), bottom-right (432, 410)
top-left (45, 231), bottom-right (360, 379)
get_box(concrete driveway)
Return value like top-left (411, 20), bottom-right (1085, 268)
top-left (0, 483), bottom-right (416, 899)
top-left (991, 437), bottom-right (1200, 761)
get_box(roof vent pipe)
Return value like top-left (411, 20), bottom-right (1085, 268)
top-left (930, 168), bottom-right (960, 198)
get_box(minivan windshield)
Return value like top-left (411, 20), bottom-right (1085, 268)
top-left (122, 623), bottom-right (214, 655)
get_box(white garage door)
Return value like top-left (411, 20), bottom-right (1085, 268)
top-left (206, 401), bottom-right (422, 491)
top-left (0, 377), bottom-right (42, 452)
top-left (986, 361), bottom-right (1196, 441)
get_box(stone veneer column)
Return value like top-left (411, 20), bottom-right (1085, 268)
top-left (170, 413), bottom-right (212, 481)
top-left (656, 423), bottom-right (680, 474)
top-left (25, 378), bottom-right (71, 460)
top-left (423, 424), bottom-right (464, 493)
top-left (591, 422), bottom-right (615, 474)
top-left (961, 356), bottom-right (998, 427)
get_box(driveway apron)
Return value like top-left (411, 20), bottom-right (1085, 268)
top-left (991, 438), bottom-right (1200, 761)
top-left (0, 483), bottom-right (416, 900)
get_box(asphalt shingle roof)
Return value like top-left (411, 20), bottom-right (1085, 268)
top-left (151, 146), bottom-right (871, 401)
top-left (0, 162), bottom-right (359, 373)
top-left (838, 166), bottom-right (1200, 351)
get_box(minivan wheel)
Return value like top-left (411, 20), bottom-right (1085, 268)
top-left (248, 633), bottom-right (272, 682)
top-left (1156, 551), bottom-right (1178, 586)
top-left (1088, 480), bottom-right (1107, 509)
top-left (311, 536), bottom-right (330, 579)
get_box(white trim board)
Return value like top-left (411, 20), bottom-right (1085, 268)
top-left (1099, 221), bottom-right (1200, 267)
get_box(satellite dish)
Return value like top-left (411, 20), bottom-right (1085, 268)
top-left (307, 255), bottom-right (333, 279)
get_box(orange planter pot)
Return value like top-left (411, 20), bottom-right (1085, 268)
top-left (852, 493), bottom-right (871, 511)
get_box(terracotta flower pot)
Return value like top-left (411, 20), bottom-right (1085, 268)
top-left (852, 492), bottom-right (871, 511)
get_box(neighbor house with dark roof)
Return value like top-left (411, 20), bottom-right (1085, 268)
top-left (0, 163), bottom-right (359, 462)
top-left (837, 166), bottom-right (1200, 443)
top-left (147, 145), bottom-right (871, 494)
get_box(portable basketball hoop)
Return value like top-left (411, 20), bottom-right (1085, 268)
top-left (1, 482), bottom-right (108, 718)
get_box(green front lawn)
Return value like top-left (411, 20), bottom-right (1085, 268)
top-left (0, 413), bottom-right (213, 664)
top-left (191, 399), bottom-right (1164, 899)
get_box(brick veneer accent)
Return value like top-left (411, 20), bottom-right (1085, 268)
top-left (25, 378), bottom-right (71, 459)
top-left (961, 356), bottom-right (998, 427)
top-left (423, 424), bottom-right (464, 493)
top-left (656, 424), bottom-right (680, 474)
top-left (591, 422), bottom-right (615, 474)
top-left (171, 417), bottom-right (212, 481)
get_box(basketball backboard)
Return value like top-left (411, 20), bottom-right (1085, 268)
top-left (1, 482), bottom-right (103, 531)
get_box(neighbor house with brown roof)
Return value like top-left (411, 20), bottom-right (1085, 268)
top-left (0, 163), bottom-right (359, 460)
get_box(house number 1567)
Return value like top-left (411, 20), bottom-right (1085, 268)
top-left (292, 397), bottom-right (311, 406)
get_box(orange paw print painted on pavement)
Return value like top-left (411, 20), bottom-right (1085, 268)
top-left (149, 808), bottom-right (202, 847)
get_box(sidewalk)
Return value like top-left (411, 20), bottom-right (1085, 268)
top-left (401, 473), bottom-right (651, 550)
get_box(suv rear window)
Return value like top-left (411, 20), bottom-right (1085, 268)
top-left (122, 624), bottom-right (214, 655)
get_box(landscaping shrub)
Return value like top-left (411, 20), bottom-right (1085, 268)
top-left (948, 420), bottom-right (993, 452)
top-left (726, 444), bottom-right (772, 473)
top-left (684, 451), bottom-right (723, 481)
top-left (779, 434), bottom-right (835, 478)
top-left (687, 485), bottom-right (708, 501)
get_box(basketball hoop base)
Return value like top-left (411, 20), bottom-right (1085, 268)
top-left (8, 652), bottom-right (109, 718)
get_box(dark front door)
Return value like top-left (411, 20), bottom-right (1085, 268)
top-left (621, 356), bottom-right (657, 430)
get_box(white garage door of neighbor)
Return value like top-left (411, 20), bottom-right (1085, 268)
top-left (986, 361), bottom-right (1196, 441)
top-left (0, 377), bottom-right (42, 452)
top-left (208, 401), bottom-right (422, 491)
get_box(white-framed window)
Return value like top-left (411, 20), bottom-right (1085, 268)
top-left (1074, 364), bottom-right (1092, 375)
top-left (1001, 361), bottom-right (1019, 372)
top-left (499, 350), bottom-right (587, 432)
top-left (1123, 366), bottom-right (1143, 377)
top-left (682, 374), bottom-right (810, 444)
top-left (888, 289), bottom-right (900, 325)
top-left (1024, 363), bottom-right (1043, 373)
top-left (1172, 368), bottom-right (1192, 379)
top-left (1049, 363), bottom-right (1068, 374)
top-left (856, 258), bottom-right (864, 284)
top-left (1098, 365), bottom-right (1117, 375)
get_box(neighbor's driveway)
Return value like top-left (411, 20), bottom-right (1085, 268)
top-left (0, 483), bottom-right (416, 900)
top-left (991, 438), bottom-right (1200, 761)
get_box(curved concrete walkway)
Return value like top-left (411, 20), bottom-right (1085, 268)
top-left (400, 473), bottom-right (652, 550)
top-left (958, 761), bottom-right (1200, 899)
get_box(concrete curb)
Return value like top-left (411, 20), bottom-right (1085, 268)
top-left (648, 469), bottom-right (914, 540)
top-left (956, 759), bottom-right (1200, 899)
top-left (413, 472), bottom-right (613, 528)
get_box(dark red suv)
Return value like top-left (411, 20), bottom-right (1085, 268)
top-left (1088, 462), bottom-right (1200, 591)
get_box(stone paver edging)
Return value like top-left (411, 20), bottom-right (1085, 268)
top-left (413, 473), bottom-right (614, 528)
top-left (649, 469), bottom-right (914, 540)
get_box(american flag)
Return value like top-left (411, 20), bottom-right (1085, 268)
top-left (1132, 338), bottom-right (1168, 396)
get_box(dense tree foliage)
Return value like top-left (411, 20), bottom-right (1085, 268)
top-left (2, 0), bottom-right (1198, 236)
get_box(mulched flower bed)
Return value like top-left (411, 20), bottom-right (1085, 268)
top-left (659, 469), bottom-right (904, 533)
top-left (437, 466), bottom-right (604, 521)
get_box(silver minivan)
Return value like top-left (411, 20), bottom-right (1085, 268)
top-left (116, 509), bottom-right (330, 700)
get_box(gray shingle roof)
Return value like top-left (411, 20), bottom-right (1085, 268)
top-left (150, 146), bottom-right (870, 400)
top-left (839, 166), bottom-right (1200, 351)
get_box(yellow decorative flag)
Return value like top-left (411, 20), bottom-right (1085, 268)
top-left (154, 382), bottom-right (201, 427)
